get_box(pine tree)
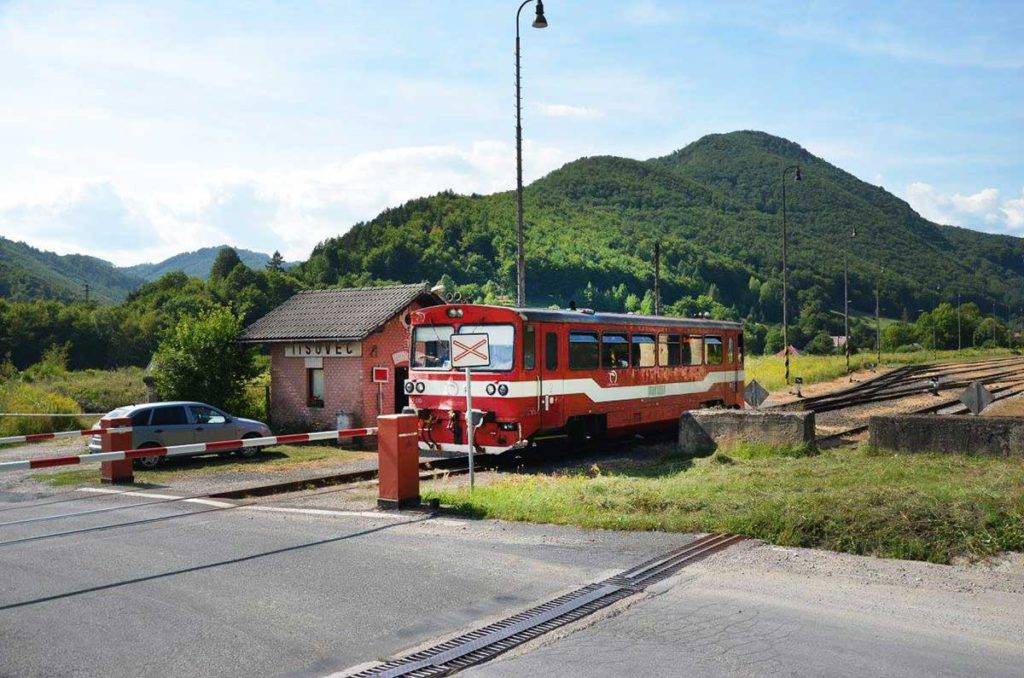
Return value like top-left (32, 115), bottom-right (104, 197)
top-left (266, 251), bottom-right (285, 271)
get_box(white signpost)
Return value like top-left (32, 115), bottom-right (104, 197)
top-left (450, 333), bottom-right (490, 490)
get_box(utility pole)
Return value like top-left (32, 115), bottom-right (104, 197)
top-left (875, 269), bottom-right (883, 365)
top-left (83, 283), bottom-right (90, 304)
top-left (653, 242), bottom-right (661, 316)
top-left (956, 292), bottom-right (962, 351)
top-left (844, 228), bottom-right (855, 373)
top-left (780, 164), bottom-right (802, 384)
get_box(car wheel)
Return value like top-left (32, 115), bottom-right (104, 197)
top-left (133, 444), bottom-right (162, 469)
top-left (238, 433), bottom-right (264, 459)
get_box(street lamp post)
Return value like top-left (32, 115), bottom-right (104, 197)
top-left (515, 0), bottom-right (547, 308)
top-left (781, 164), bottom-right (802, 385)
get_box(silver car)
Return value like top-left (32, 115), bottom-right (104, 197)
top-left (89, 401), bottom-right (273, 468)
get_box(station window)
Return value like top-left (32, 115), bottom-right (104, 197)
top-left (545, 332), bottom-right (559, 370)
top-left (523, 325), bottom-right (536, 370)
top-left (705, 336), bottom-right (724, 365)
top-left (631, 334), bottom-right (657, 367)
top-left (601, 333), bottom-right (629, 369)
top-left (688, 336), bottom-right (704, 365)
top-left (568, 331), bottom-right (599, 370)
top-left (307, 367), bottom-right (324, 407)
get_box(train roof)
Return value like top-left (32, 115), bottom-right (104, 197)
top-left (519, 308), bottom-right (742, 330)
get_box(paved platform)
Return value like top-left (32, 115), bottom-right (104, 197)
top-left (0, 489), bottom-right (682, 677)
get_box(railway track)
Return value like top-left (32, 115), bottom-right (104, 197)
top-left (783, 356), bottom-right (1024, 415)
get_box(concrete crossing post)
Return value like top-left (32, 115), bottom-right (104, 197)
top-left (377, 413), bottom-right (420, 509)
top-left (100, 416), bottom-right (133, 484)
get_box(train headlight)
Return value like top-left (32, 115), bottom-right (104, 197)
top-left (404, 381), bottom-right (415, 394)
top-left (485, 383), bottom-right (497, 396)
top-left (446, 307), bottom-right (464, 318)
top-left (497, 384), bottom-right (509, 396)
top-left (415, 381), bottom-right (426, 393)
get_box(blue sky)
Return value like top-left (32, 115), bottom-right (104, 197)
top-left (0, 0), bottom-right (1021, 265)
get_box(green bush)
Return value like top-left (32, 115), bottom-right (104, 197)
top-left (36, 368), bottom-right (148, 413)
top-left (0, 382), bottom-right (83, 437)
top-left (152, 307), bottom-right (260, 412)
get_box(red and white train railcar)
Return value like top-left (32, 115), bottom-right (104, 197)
top-left (404, 304), bottom-right (744, 455)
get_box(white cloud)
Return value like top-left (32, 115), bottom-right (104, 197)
top-left (535, 103), bottom-right (604, 119)
top-left (0, 140), bottom-right (570, 266)
top-left (622, 1), bottom-right (677, 27)
top-left (905, 182), bottom-right (1024, 233)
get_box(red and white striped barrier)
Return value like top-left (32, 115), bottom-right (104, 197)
top-left (0, 426), bottom-right (131, 447)
top-left (0, 427), bottom-right (377, 473)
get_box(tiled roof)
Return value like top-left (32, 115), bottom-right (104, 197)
top-left (241, 283), bottom-right (440, 342)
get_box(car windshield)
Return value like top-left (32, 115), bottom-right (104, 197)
top-left (457, 325), bottom-right (515, 371)
top-left (412, 325), bottom-right (454, 369)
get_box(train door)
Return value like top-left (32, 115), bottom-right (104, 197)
top-left (540, 328), bottom-right (563, 430)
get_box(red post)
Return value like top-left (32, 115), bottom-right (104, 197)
top-left (100, 416), bottom-right (134, 485)
top-left (377, 413), bottom-right (420, 510)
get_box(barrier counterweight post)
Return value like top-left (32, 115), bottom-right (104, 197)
top-left (377, 413), bottom-right (420, 510)
top-left (100, 416), bottom-right (133, 484)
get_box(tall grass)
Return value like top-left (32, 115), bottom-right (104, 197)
top-left (25, 367), bottom-right (148, 413)
top-left (745, 348), bottom-right (1014, 392)
top-left (0, 382), bottom-right (83, 437)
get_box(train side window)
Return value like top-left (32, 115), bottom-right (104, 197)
top-left (545, 332), bottom-right (558, 371)
top-left (523, 325), bottom-right (536, 370)
top-left (705, 336), bottom-right (724, 365)
top-left (601, 333), bottom-right (629, 368)
top-left (631, 334), bottom-right (656, 367)
top-left (658, 334), bottom-right (680, 366)
top-left (568, 331), bottom-right (599, 370)
top-left (687, 336), bottom-right (703, 365)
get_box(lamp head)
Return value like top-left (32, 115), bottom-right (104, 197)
top-left (794, 166), bottom-right (803, 181)
top-left (533, 0), bottom-right (548, 28)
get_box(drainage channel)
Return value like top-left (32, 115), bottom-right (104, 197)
top-left (346, 533), bottom-right (744, 678)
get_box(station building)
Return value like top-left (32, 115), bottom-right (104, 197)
top-left (241, 283), bottom-right (441, 430)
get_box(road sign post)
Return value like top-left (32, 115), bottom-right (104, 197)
top-left (451, 333), bottom-right (490, 491)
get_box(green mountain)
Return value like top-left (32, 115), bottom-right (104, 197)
top-left (299, 131), bottom-right (1024, 319)
top-left (0, 236), bottom-right (144, 303)
top-left (123, 246), bottom-right (285, 281)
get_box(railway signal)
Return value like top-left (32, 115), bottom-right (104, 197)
top-left (744, 380), bottom-right (769, 409)
top-left (960, 381), bottom-right (994, 415)
top-left (451, 333), bottom-right (491, 490)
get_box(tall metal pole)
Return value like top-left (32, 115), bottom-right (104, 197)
top-left (654, 242), bottom-right (661, 316)
top-left (465, 368), bottom-right (475, 490)
top-left (956, 292), bottom-right (962, 351)
top-left (780, 165), bottom-right (800, 385)
top-left (843, 245), bottom-right (850, 373)
top-left (875, 273), bottom-right (882, 365)
top-left (514, 0), bottom-right (546, 308)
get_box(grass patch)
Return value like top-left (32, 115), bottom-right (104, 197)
top-left (745, 348), bottom-right (1014, 392)
top-left (0, 382), bottom-right (83, 437)
top-left (31, 443), bottom-right (371, 487)
top-left (426, 444), bottom-right (1024, 564)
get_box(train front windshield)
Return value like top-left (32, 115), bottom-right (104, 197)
top-left (412, 324), bottom-right (515, 371)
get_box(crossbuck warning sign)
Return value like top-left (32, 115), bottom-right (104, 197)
top-left (451, 333), bottom-right (490, 369)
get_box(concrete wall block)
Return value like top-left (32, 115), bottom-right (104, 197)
top-left (678, 409), bottom-right (815, 455)
top-left (869, 415), bottom-right (1024, 457)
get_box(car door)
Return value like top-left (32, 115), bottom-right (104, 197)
top-left (147, 405), bottom-right (195, 447)
top-left (189, 405), bottom-right (235, 443)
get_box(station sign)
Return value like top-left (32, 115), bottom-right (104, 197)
top-left (284, 341), bottom-right (361, 358)
top-left (372, 367), bottom-right (390, 383)
top-left (451, 334), bottom-right (490, 369)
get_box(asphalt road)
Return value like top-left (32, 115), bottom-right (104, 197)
top-left (466, 540), bottom-right (1024, 678)
top-left (0, 489), bottom-right (681, 677)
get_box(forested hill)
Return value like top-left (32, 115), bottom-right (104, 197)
top-left (123, 246), bottom-right (285, 281)
top-left (0, 236), bottom-right (144, 303)
top-left (299, 130), bottom-right (1024, 320)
